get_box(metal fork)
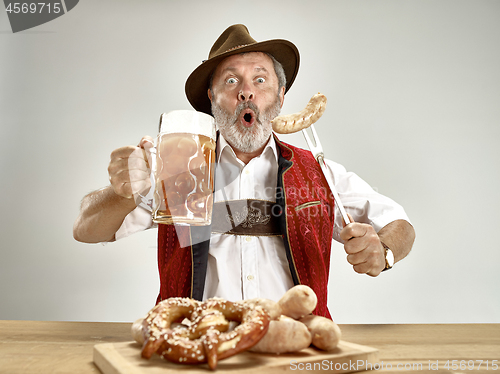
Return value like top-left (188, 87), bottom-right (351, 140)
top-left (302, 125), bottom-right (352, 225)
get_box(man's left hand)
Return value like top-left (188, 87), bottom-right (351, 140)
top-left (340, 221), bottom-right (385, 277)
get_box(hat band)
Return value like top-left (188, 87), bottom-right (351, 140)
top-left (203, 44), bottom-right (251, 64)
top-left (225, 44), bottom-right (250, 53)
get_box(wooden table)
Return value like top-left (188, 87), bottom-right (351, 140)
top-left (0, 321), bottom-right (498, 373)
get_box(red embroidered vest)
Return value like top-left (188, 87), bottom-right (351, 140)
top-left (156, 137), bottom-right (335, 318)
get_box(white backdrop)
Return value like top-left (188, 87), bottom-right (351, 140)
top-left (1, 0), bottom-right (499, 323)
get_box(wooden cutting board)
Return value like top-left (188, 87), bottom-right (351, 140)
top-left (93, 340), bottom-right (378, 374)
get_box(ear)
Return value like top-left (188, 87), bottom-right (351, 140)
top-left (279, 86), bottom-right (285, 108)
top-left (208, 88), bottom-right (213, 102)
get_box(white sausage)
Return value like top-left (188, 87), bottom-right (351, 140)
top-left (131, 317), bottom-right (146, 345)
top-left (241, 298), bottom-right (282, 320)
top-left (272, 93), bottom-right (327, 134)
top-left (278, 285), bottom-right (318, 319)
top-left (299, 314), bottom-right (342, 351)
top-left (249, 316), bottom-right (312, 353)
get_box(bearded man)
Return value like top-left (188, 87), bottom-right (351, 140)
top-left (73, 25), bottom-right (415, 319)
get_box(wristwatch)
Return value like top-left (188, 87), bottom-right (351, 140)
top-left (381, 242), bottom-right (394, 271)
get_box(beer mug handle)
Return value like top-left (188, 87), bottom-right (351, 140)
top-left (137, 139), bottom-right (157, 212)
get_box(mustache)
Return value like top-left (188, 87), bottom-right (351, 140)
top-left (234, 102), bottom-right (261, 124)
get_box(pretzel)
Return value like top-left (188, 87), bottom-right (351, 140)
top-left (135, 297), bottom-right (270, 370)
top-left (272, 93), bottom-right (327, 134)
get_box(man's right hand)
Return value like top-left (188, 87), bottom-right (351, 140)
top-left (108, 136), bottom-right (154, 200)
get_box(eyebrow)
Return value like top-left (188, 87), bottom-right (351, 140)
top-left (254, 67), bottom-right (269, 73)
top-left (221, 66), bottom-right (270, 74)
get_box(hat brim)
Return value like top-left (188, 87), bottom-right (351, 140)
top-left (185, 39), bottom-right (300, 115)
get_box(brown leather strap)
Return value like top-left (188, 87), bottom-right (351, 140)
top-left (211, 199), bottom-right (282, 236)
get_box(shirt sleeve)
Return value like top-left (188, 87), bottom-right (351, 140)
top-left (115, 206), bottom-right (154, 240)
top-left (323, 159), bottom-right (411, 243)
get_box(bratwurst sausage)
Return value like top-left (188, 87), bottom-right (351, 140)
top-left (272, 93), bottom-right (327, 134)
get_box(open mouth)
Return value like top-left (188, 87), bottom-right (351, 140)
top-left (240, 109), bottom-right (255, 128)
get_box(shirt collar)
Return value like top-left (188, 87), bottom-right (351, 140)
top-left (217, 133), bottom-right (279, 164)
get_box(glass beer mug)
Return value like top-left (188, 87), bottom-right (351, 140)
top-left (140, 110), bottom-right (216, 226)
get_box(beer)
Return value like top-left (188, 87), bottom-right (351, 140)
top-left (153, 132), bottom-right (215, 225)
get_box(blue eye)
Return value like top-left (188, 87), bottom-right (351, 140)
top-left (226, 77), bottom-right (237, 84)
top-left (256, 77), bottom-right (266, 83)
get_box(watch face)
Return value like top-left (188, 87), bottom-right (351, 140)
top-left (386, 248), bottom-right (395, 267)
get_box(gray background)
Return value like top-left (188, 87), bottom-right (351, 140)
top-left (1, 0), bottom-right (499, 323)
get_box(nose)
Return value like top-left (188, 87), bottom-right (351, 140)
top-left (238, 86), bottom-right (254, 102)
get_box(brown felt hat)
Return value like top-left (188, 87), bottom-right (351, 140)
top-left (185, 24), bottom-right (300, 115)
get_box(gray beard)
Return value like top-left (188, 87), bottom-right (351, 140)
top-left (211, 96), bottom-right (281, 154)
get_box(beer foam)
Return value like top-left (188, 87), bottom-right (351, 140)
top-left (160, 110), bottom-right (216, 140)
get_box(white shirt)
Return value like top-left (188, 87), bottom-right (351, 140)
top-left (116, 134), bottom-right (410, 302)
